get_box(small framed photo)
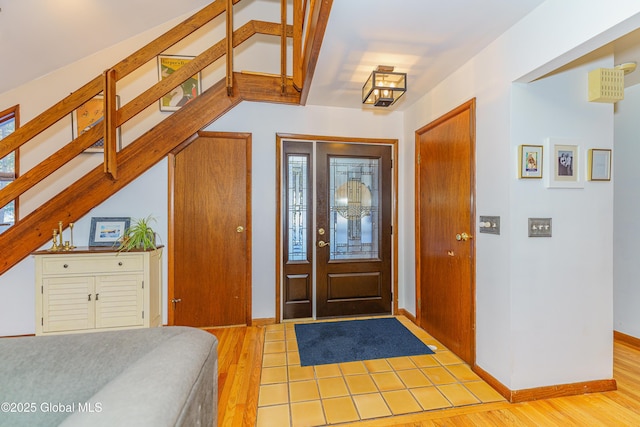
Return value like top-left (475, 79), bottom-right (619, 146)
top-left (72, 94), bottom-right (121, 153)
top-left (157, 55), bottom-right (201, 112)
top-left (588, 149), bottom-right (612, 181)
top-left (545, 138), bottom-right (583, 188)
top-left (89, 217), bottom-right (130, 247)
top-left (519, 145), bottom-right (543, 179)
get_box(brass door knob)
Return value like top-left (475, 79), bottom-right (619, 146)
top-left (317, 240), bottom-right (330, 248)
top-left (236, 226), bottom-right (244, 233)
top-left (455, 232), bottom-right (473, 241)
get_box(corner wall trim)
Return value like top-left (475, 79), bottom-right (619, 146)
top-left (473, 364), bottom-right (617, 403)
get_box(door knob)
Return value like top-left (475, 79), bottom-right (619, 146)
top-left (236, 226), bottom-right (244, 233)
top-left (317, 240), bottom-right (330, 248)
top-left (455, 232), bottom-right (473, 241)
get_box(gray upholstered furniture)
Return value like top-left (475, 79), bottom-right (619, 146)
top-left (0, 326), bottom-right (217, 427)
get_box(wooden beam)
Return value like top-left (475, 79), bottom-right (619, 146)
top-left (299, 0), bottom-right (333, 105)
top-left (103, 68), bottom-right (118, 179)
top-left (281, 0), bottom-right (287, 94)
top-left (226, 0), bottom-right (234, 96)
top-left (293, 0), bottom-right (304, 90)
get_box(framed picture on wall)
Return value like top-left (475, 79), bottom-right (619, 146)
top-left (588, 148), bottom-right (612, 181)
top-left (157, 55), bottom-right (202, 112)
top-left (71, 94), bottom-right (121, 153)
top-left (518, 145), bottom-right (543, 179)
top-left (545, 138), bottom-right (583, 189)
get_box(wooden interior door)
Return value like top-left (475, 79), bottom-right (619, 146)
top-left (170, 131), bottom-right (251, 327)
top-left (416, 100), bottom-right (475, 364)
top-left (315, 142), bottom-right (392, 318)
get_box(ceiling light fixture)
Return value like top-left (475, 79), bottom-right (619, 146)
top-left (362, 65), bottom-right (407, 107)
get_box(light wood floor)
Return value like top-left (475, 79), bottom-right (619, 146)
top-left (209, 324), bottom-right (640, 426)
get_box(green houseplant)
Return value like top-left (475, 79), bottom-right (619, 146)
top-left (117, 215), bottom-right (157, 251)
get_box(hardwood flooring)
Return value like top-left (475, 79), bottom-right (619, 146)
top-left (209, 323), bottom-right (640, 426)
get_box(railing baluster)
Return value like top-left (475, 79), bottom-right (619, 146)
top-left (104, 68), bottom-right (118, 180)
top-left (281, 0), bottom-right (287, 94)
top-left (226, 0), bottom-right (234, 96)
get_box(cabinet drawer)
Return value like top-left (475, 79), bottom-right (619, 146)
top-left (41, 255), bottom-right (143, 275)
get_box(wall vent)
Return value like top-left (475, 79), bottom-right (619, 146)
top-left (588, 68), bottom-right (624, 103)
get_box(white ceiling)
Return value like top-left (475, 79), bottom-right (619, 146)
top-left (4, 0), bottom-right (639, 112)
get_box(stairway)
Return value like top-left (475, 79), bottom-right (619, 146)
top-left (0, 0), bottom-right (332, 275)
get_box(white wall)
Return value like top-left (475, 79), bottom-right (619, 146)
top-left (614, 83), bottom-right (640, 338)
top-left (403, 0), bottom-right (640, 390)
top-left (510, 58), bottom-right (614, 388)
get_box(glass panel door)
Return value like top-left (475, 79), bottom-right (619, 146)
top-left (329, 157), bottom-right (380, 261)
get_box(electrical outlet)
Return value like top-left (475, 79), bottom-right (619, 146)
top-left (528, 218), bottom-right (552, 237)
top-left (479, 216), bottom-right (500, 235)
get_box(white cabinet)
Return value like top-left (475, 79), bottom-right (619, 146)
top-left (34, 247), bottom-right (162, 335)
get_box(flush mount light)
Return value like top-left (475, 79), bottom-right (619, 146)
top-left (362, 65), bottom-right (407, 107)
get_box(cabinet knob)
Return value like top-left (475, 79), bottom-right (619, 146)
top-left (63, 264), bottom-right (69, 268)
top-left (118, 262), bottom-right (123, 266)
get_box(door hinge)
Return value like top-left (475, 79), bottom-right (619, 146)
top-left (390, 225), bottom-right (393, 235)
top-left (142, 311), bottom-right (145, 319)
top-left (418, 299), bottom-right (421, 309)
top-left (41, 285), bottom-right (43, 294)
top-left (142, 280), bottom-right (144, 289)
top-left (391, 159), bottom-right (393, 169)
top-left (41, 318), bottom-right (43, 326)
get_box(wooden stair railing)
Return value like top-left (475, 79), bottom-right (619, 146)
top-left (0, 0), bottom-right (332, 276)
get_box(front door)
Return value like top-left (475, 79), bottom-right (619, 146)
top-left (281, 139), bottom-right (393, 319)
top-left (416, 100), bottom-right (476, 365)
top-left (170, 131), bottom-right (251, 327)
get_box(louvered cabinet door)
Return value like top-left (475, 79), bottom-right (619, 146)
top-left (41, 276), bottom-right (95, 333)
top-left (95, 274), bottom-right (144, 329)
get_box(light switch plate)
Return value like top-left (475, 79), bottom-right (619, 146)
top-left (479, 216), bottom-right (500, 235)
top-left (528, 218), bottom-right (552, 237)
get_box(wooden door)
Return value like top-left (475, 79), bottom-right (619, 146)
top-left (416, 100), bottom-right (475, 364)
top-left (316, 142), bottom-right (392, 318)
top-left (170, 131), bottom-right (251, 327)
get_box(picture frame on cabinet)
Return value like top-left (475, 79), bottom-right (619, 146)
top-left (72, 94), bottom-right (121, 153)
top-left (89, 217), bottom-right (130, 247)
top-left (518, 144), bottom-right (543, 179)
top-left (157, 54), bottom-right (201, 112)
top-left (588, 148), bottom-right (612, 181)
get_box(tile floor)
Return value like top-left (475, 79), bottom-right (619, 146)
top-left (255, 316), bottom-right (505, 427)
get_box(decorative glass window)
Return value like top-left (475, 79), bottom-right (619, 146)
top-left (329, 157), bottom-right (380, 260)
top-left (0, 107), bottom-right (18, 234)
top-left (287, 154), bottom-right (309, 262)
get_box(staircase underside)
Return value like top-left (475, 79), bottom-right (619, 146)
top-left (0, 73), bottom-right (300, 274)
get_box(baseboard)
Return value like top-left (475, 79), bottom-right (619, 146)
top-left (0, 333), bottom-right (35, 339)
top-left (472, 364), bottom-right (512, 401)
top-left (473, 364), bottom-right (617, 403)
top-left (614, 330), bottom-right (640, 349)
top-left (252, 318), bottom-right (276, 327)
top-left (397, 308), bottom-right (416, 324)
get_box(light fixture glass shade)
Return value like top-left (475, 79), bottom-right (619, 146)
top-left (362, 67), bottom-right (407, 107)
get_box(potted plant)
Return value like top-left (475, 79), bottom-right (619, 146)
top-left (117, 215), bottom-right (158, 251)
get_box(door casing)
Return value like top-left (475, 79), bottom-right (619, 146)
top-left (276, 133), bottom-right (398, 322)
